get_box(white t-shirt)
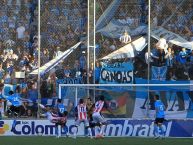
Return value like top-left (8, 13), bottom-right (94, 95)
top-left (156, 38), bottom-right (168, 52)
top-left (16, 26), bottom-right (25, 39)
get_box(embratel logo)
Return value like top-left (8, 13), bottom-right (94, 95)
top-left (0, 121), bottom-right (9, 134)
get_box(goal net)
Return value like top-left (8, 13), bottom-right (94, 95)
top-left (58, 83), bottom-right (193, 119)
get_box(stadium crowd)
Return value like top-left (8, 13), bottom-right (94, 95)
top-left (0, 0), bottom-right (38, 118)
top-left (151, 0), bottom-right (193, 41)
top-left (0, 0), bottom-right (89, 118)
top-left (146, 0), bottom-right (193, 81)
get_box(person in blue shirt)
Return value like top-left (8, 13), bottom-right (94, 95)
top-left (179, 48), bottom-right (188, 62)
top-left (55, 99), bottom-right (68, 138)
top-left (56, 99), bottom-right (66, 117)
top-left (94, 62), bottom-right (101, 84)
top-left (7, 91), bottom-right (22, 107)
top-left (6, 91), bottom-right (23, 117)
top-left (154, 94), bottom-right (165, 138)
top-left (0, 87), bottom-right (5, 120)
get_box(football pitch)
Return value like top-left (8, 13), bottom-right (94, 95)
top-left (0, 137), bottom-right (192, 145)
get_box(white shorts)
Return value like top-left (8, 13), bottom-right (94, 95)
top-left (50, 117), bottom-right (59, 123)
top-left (50, 117), bottom-right (66, 124)
top-left (92, 112), bottom-right (106, 124)
top-left (75, 119), bottom-right (89, 127)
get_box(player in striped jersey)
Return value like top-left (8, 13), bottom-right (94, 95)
top-left (92, 95), bottom-right (112, 138)
top-left (73, 99), bottom-right (92, 139)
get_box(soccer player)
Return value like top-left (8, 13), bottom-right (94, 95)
top-left (39, 104), bottom-right (67, 137)
top-left (6, 90), bottom-right (32, 132)
top-left (92, 95), bottom-right (112, 138)
top-left (6, 90), bottom-right (23, 117)
top-left (86, 97), bottom-right (97, 133)
top-left (73, 98), bottom-right (92, 139)
top-left (55, 99), bottom-right (68, 138)
top-left (154, 94), bottom-right (165, 138)
top-left (56, 99), bottom-right (66, 117)
top-left (39, 104), bottom-right (67, 124)
top-left (86, 97), bottom-right (93, 121)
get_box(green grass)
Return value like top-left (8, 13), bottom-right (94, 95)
top-left (0, 137), bottom-right (192, 145)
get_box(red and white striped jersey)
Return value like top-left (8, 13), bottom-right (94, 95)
top-left (94, 101), bottom-right (104, 113)
top-left (77, 104), bottom-right (87, 120)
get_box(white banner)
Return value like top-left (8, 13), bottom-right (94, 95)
top-left (101, 37), bottom-right (147, 60)
top-left (30, 42), bottom-right (81, 75)
top-left (96, 0), bottom-right (122, 31)
top-left (97, 20), bottom-right (147, 38)
top-left (151, 27), bottom-right (193, 50)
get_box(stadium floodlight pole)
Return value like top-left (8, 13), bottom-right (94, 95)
top-left (37, 0), bottom-right (41, 118)
top-left (75, 87), bottom-right (78, 106)
top-left (86, 0), bottom-right (90, 99)
top-left (93, 0), bottom-right (96, 84)
top-left (93, 0), bottom-right (96, 102)
top-left (87, 0), bottom-right (90, 85)
top-left (147, 0), bottom-right (151, 118)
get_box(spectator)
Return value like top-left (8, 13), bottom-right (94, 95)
top-left (165, 47), bottom-right (176, 68)
top-left (54, 47), bottom-right (63, 57)
top-left (16, 23), bottom-right (26, 40)
top-left (64, 65), bottom-right (71, 78)
top-left (119, 31), bottom-right (131, 44)
top-left (109, 40), bottom-right (117, 51)
top-left (94, 62), bottom-right (101, 84)
top-left (156, 34), bottom-right (168, 53)
top-left (157, 48), bottom-right (166, 66)
top-left (42, 49), bottom-right (49, 65)
top-left (0, 63), bottom-right (5, 80)
top-left (40, 80), bottom-right (49, 98)
top-left (27, 82), bottom-right (38, 103)
top-left (177, 48), bottom-right (189, 67)
top-left (150, 43), bottom-right (159, 66)
top-left (79, 51), bottom-right (86, 71)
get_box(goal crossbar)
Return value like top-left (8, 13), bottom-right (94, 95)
top-left (59, 83), bottom-right (193, 87)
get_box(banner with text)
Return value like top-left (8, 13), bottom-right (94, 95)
top-left (1, 119), bottom-right (193, 137)
top-left (100, 61), bottom-right (133, 84)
